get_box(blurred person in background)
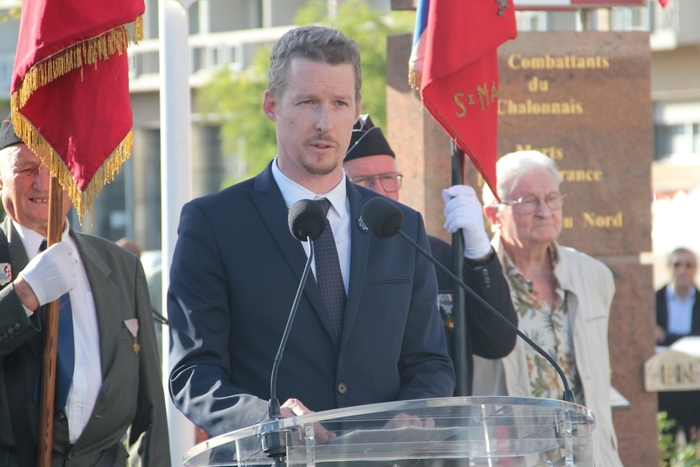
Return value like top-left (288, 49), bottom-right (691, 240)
top-left (656, 247), bottom-right (700, 442)
top-left (115, 237), bottom-right (142, 258)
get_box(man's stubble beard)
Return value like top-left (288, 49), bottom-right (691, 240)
top-left (300, 156), bottom-right (339, 177)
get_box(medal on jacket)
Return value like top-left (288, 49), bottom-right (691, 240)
top-left (124, 318), bottom-right (140, 355)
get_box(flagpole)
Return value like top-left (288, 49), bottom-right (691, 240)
top-left (37, 177), bottom-right (64, 467)
top-left (450, 140), bottom-right (469, 396)
top-left (159, 0), bottom-right (197, 463)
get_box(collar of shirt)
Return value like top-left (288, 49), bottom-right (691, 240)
top-left (502, 243), bottom-right (562, 290)
top-left (667, 284), bottom-right (696, 303)
top-left (13, 219), bottom-right (70, 259)
top-left (271, 156), bottom-right (348, 220)
top-left (271, 157), bottom-right (351, 293)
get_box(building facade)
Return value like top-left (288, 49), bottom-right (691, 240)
top-left (0, 0), bottom-right (696, 269)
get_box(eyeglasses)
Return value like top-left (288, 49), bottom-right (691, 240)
top-left (349, 172), bottom-right (403, 193)
top-left (499, 192), bottom-right (566, 214)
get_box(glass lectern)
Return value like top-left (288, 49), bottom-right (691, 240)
top-left (183, 396), bottom-right (595, 467)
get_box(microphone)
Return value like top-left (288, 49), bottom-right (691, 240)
top-left (288, 199), bottom-right (326, 241)
top-left (263, 200), bottom-right (326, 467)
top-left (361, 197), bottom-right (575, 404)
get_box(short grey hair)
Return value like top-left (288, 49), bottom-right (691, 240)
top-left (0, 146), bottom-right (17, 176)
top-left (482, 150), bottom-right (561, 206)
top-left (268, 24), bottom-right (362, 101)
top-left (668, 247), bottom-right (697, 265)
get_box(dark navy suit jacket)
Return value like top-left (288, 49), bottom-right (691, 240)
top-left (167, 162), bottom-right (455, 437)
top-left (656, 285), bottom-right (700, 346)
top-left (655, 285), bottom-right (700, 438)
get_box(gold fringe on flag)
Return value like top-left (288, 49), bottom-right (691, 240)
top-left (10, 20), bottom-right (141, 111)
top-left (9, 16), bottom-right (143, 219)
top-left (408, 68), bottom-right (422, 91)
top-left (133, 15), bottom-right (144, 44)
top-left (10, 111), bottom-right (132, 220)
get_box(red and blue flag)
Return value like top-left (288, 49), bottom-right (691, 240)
top-left (409, 0), bottom-right (517, 196)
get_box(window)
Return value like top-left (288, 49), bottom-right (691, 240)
top-left (655, 123), bottom-right (700, 160)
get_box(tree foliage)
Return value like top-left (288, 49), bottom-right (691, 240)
top-left (658, 411), bottom-right (700, 467)
top-left (0, 3), bottom-right (21, 23)
top-left (196, 49), bottom-right (276, 183)
top-left (196, 0), bottom-right (414, 186)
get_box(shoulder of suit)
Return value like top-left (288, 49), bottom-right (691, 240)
top-left (74, 231), bottom-right (139, 263)
top-left (354, 185), bottom-right (420, 216)
top-left (557, 243), bottom-right (612, 282)
top-left (186, 178), bottom-right (255, 210)
top-left (558, 244), bottom-right (606, 268)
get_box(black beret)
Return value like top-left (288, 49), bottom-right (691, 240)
top-left (0, 117), bottom-right (22, 151)
top-left (345, 114), bottom-right (395, 162)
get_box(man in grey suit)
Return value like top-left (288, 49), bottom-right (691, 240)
top-left (168, 25), bottom-right (455, 438)
top-left (0, 119), bottom-right (170, 466)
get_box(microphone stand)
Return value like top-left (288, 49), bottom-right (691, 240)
top-left (394, 229), bottom-right (575, 404)
top-left (262, 238), bottom-right (316, 467)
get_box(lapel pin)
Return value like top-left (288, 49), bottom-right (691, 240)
top-left (356, 216), bottom-right (368, 233)
top-left (0, 263), bottom-right (11, 286)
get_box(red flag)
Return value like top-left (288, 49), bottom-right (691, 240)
top-left (410, 0), bottom-right (517, 198)
top-left (11, 0), bottom-right (144, 217)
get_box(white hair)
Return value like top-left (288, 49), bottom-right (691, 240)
top-left (482, 150), bottom-right (561, 206)
top-left (0, 147), bottom-right (13, 176)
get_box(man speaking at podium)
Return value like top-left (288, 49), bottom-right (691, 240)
top-left (167, 25), bottom-right (455, 438)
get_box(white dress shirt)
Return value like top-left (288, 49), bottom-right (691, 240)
top-left (14, 220), bottom-right (103, 443)
top-left (666, 284), bottom-right (695, 336)
top-left (271, 158), bottom-right (351, 294)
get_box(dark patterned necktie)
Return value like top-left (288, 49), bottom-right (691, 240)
top-left (313, 198), bottom-right (346, 346)
top-left (37, 240), bottom-right (75, 410)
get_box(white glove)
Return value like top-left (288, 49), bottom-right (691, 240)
top-left (442, 185), bottom-right (492, 259)
top-left (19, 242), bottom-right (78, 306)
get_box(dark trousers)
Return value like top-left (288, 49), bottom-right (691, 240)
top-left (659, 390), bottom-right (700, 442)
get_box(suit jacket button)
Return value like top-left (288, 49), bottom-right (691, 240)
top-left (337, 382), bottom-right (347, 394)
top-left (14, 323), bottom-right (20, 329)
top-left (8, 327), bottom-right (14, 335)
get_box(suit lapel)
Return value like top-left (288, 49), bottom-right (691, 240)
top-left (249, 163), bottom-right (335, 340)
top-left (339, 182), bottom-right (371, 352)
top-left (71, 232), bottom-right (121, 381)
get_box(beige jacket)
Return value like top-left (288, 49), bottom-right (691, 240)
top-left (472, 232), bottom-right (623, 467)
